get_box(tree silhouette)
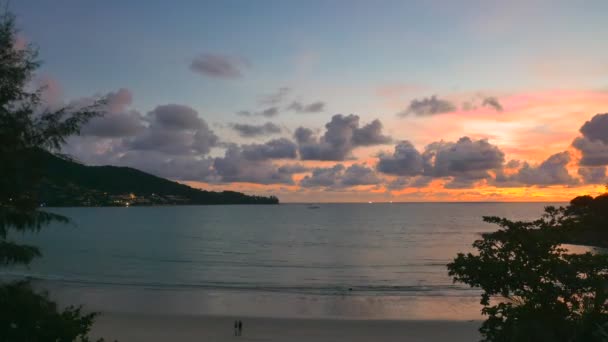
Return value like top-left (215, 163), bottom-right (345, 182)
top-left (448, 200), bottom-right (608, 341)
top-left (0, 8), bottom-right (109, 341)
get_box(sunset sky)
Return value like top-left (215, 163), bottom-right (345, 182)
top-left (14, 0), bottom-right (608, 202)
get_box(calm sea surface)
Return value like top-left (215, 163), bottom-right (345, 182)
top-left (4, 203), bottom-right (565, 320)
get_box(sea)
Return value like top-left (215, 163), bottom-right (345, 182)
top-left (2, 202), bottom-right (581, 320)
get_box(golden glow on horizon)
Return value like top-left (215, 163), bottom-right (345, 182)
top-left (177, 89), bottom-right (608, 202)
top-left (182, 180), bottom-right (606, 203)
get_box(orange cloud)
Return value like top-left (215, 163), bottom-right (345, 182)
top-left (183, 89), bottom-right (608, 202)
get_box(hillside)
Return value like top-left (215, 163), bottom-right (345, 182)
top-left (36, 151), bottom-right (279, 206)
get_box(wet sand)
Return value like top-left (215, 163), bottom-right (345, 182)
top-left (90, 313), bottom-right (481, 342)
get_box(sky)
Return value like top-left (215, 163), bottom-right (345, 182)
top-left (12, 0), bottom-right (608, 202)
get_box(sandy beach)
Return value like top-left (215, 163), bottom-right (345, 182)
top-left (90, 313), bottom-right (481, 342)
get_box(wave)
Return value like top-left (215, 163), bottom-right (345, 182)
top-left (0, 271), bottom-right (480, 297)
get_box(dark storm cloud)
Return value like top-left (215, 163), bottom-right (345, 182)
top-left (399, 95), bottom-right (457, 116)
top-left (287, 101), bottom-right (325, 113)
top-left (572, 113), bottom-right (608, 166)
top-left (296, 114), bottom-right (392, 161)
top-left (481, 96), bottom-right (503, 112)
top-left (230, 122), bottom-right (282, 137)
top-left (300, 164), bottom-right (381, 188)
top-left (377, 141), bottom-right (424, 176)
top-left (578, 166), bottom-right (607, 184)
top-left (190, 53), bottom-right (248, 79)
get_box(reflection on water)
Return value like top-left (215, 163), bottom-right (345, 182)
top-left (6, 203), bottom-right (560, 320)
top-left (41, 283), bottom-right (483, 320)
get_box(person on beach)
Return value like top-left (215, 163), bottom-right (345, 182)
top-left (234, 320), bottom-right (238, 336)
top-left (238, 320), bottom-right (243, 336)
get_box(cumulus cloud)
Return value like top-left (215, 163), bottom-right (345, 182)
top-left (504, 152), bottom-right (578, 186)
top-left (341, 164), bottom-right (382, 186)
top-left (80, 88), bottom-right (146, 138)
top-left (425, 137), bottom-right (504, 179)
top-left (378, 137), bottom-right (505, 187)
top-left (377, 141), bottom-right (424, 176)
top-left (352, 119), bottom-right (393, 146)
top-left (579, 113), bottom-right (608, 144)
top-left (288, 101), bottom-right (325, 113)
top-left (572, 113), bottom-right (608, 166)
top-left (230, 122), bottom-right (282, 137)
top-left (296, 114), bottom-right (392, 161)
top-left (379, 138), bottom-right (582, 189)
top-left (399, 95), bottom-right (456, 116)
top-left (300, 164), bottom-right (345, 187)
top-left (239, 138), bottom-right (298, 160)
top-left (294, 127), bottom-right (316, 145)
top-left (212, 144), bottom-right (298, 184)
top-left (190, 53), bottom-right (248, 79)
top-left (277, 163), bottom-right (310, 174)
top-left (81, 111), bottom-right (144, 138)
top-left (300, 164), bottom-right (381, 188)
top-left (573, 137), bottom-right (608, 166)
top-left (151, 104), bottom-right (204, 130)
top-left (202, 138), bottom-right (299, 184)
top-left (578, 166), bottom-right (607, 184)
top-left (128, 104), bottom-right (218, 155)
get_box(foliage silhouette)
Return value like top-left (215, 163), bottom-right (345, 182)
top-left (0, 8), bottom-right (111, 341)
top-left (448, 194), bottom-right (608, 341)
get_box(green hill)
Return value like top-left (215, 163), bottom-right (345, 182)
top-left (36, 151), bottom-right (279, 206)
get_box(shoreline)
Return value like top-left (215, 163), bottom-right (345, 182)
top-left (90, 312), bottom-right (481, 342)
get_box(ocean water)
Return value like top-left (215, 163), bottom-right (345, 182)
top-left (4, 203), bottom-right (564, 320)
